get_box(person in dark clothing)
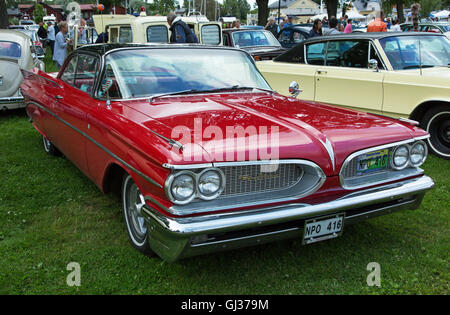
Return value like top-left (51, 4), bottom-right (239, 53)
top-left (37, 22), bottom-right (47, 39)
top-left (95, 32), bottom-right (108, 43)
top-left (167, 12), bottom-right (198, 43)
top-left (264, 16), bottom-right (278, 37)
top-left (309, 19), bottom-right (322, 37)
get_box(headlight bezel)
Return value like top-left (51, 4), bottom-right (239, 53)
top-left (197, 168), bottom-right (226, 201)
top-left (165, 168), bottom-right (226, 205)
top-left (165, 170), bottom-right (197, 205)
top-left (390, 144), bottom-right (410, 170)
top-left (409, 140), bottom-right (428, 167)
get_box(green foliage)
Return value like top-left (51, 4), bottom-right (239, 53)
top-left (33, 3), bottom-right (45, 23)
top-left (148, 0), bottom-right (176, 16)
top-left (419, 0), bottom-right (442, 18)
top-left (222, 0), bottom-right (251, 21)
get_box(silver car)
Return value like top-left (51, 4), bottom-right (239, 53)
top-left (0, 30), bottom-right (44, 111)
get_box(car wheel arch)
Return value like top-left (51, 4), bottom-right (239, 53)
top-left (409, 100), bottom-right (450, 122)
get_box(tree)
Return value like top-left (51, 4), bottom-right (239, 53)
top-left (325, 0), bottom-right (338, 19)
top-left (0, 0), bottom-right (7, 29)
top-left (33, 3), bottom-right (46, 23)
top-left (419, 0), bottom-right (441, 19)
top-left (255, 0), bottom-right (268, 26)
top-left (148, 0), bottom-right (176, 16)
top-left (222, 0), bottom-right (250, 21)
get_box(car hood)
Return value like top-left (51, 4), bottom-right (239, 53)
top-left (126, 92), bottom-right (425, 175)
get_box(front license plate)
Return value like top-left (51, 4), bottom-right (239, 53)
top-left (356, 149), bottom-right (389, 175)
top-left (303, 214), bottom-right (344, 245)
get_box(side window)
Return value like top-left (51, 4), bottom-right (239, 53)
top-left (326, 40), bottom-right (369, 68)
top-left (201, 25), bottom-right (220, 45)
top-left (109, 27), bottom-right (119, 43)
top-left (98, 63), bottom-right (122, 99)
top-left (306, 42), bottom-right (326, 65)
top-left (119, 26), bottom-right (132, 43)
top-left (147, 25), bottom-right (168, 43)
top-left (275, 44), bottom-right (305, 63)
top-left (60, 56), bottom-right (77, 85)
top-left (369, 43), bottom-right (385, 70)
top-left (292, 31), bottom-right (305, 44)
top-left (74, 54), bottom-right (99, 94)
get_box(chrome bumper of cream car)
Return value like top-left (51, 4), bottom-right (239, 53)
top-left (141, 176), bottom-right (434, 262)
top-left (0, 96), bottom-right (25, 110)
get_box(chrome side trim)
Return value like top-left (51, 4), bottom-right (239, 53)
top-left (27, 101), bottom-right (162, 188)
top-left (339, 136), bottom-right (430, 190)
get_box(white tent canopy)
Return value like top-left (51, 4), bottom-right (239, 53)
top-left (432, 10), bottom-right (450, 19)
top-left (311, 11), bottom-right (366, 20)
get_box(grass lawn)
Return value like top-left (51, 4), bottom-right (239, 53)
top-left (0, 49), bottom-right (448, 294)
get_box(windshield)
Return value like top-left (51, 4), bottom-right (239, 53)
top-left (0, 41), bottom-right (21, 58)
top-left (102, 48), bottom-right (270, 99)
top-left (379, 35), bottom-right (450, 70)
top-left (232, 30), bottom-right (280, 48)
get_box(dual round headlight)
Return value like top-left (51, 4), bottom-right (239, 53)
top-left (166, 168), bottom-right (225, 205)
top-left (391, 141), bottom-right (427, 170)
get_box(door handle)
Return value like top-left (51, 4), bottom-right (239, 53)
top-left (55, 95), bottom-right (63, 100)
top-left (317, 70), bottom-right (328, 74)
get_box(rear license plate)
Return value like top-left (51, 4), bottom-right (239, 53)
top-left (356, 149), bottom-right (389, 175)
top-left (303, 214), bottom-right (344, 245)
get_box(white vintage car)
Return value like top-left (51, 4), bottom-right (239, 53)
top-left (0, 30), bottom-right (44, 111)
top-left (257, 32), bottom-right (450, 159)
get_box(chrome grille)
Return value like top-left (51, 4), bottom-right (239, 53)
top-left (341, 148), bottom-right (393, 179)
top-left (219, 164), bottom-right (303, 197)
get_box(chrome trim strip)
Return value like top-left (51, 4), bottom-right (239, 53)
top-left (0, 97), bottom-right (24, 104)
top-left (27, 101), bottom-right (162, 188)
top-left (339, 136), bottom-right (430, 190)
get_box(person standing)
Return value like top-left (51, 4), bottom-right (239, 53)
top-left (322, 16), bottom-right (340, 35)
top-left (390, 19), bottom-right (401, 32)
top-left (232, 19), bottom-right (241, 29)
top-left (344, 19), bottom-right (353, 33)
top-left (367, 11), bottom-right (387, 32)
top-left (264, 16), bottom-right (278, 37)
top-left (309, 19), bottom-right (322, 37)
top-left (53, 21), bottom-right (72, 69)
top-left (70, 18), bottom-right (87, 45)
top-left (47, 22), bottom-right (56, 55)
top-left (167, 12), bottom-right (198, 43)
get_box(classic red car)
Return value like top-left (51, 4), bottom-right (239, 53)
top-left (20, 44), bottom-right (434, 262)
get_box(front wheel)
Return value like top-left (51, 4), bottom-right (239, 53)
top-left (122, 174), bottom-right (154, 256)
top-left (421, 106), bottom-right (450, 160)
top-left (42, 135), bottom-right (60, 156)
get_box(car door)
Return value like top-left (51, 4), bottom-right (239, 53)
top-left (313, 39), bottom-right (384, 114)
top-left (257, 43), bottom-right (317, 101)
top-left (53, 53), bottom-right (99, 175)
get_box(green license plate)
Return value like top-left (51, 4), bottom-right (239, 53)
top-left (356, 149), bottom-right (389, 175)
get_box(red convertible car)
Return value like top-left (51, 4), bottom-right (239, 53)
top-left (21, 44), bottom-right (434, 262)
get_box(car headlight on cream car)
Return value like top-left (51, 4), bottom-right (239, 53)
top-left (390, 140), bottom-right (427, 170)
top-left (165, 168), bottom-right (225, 205)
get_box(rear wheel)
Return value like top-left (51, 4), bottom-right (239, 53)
top-left (421, 105), bottom-right (450, 160)
top-left (42, 135), bottom-right (60, 156)
top-left (122, 174), bottom-right (154, 256)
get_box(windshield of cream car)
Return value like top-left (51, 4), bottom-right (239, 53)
top-left (101, 48), bottom-right (270, 99)
top-left (379, 35), bottom-right (450, 70)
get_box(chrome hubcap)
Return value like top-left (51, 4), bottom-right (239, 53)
top-left (43, 137), bottom-right (51, 151)
top-left (126, 180), bottom-right (147, 239)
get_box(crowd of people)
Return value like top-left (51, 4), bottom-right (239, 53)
top-left (264, 10), bottom-right (401, 39)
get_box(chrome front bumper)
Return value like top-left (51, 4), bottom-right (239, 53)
top-left (0, 96), bottom-right (25, 110)
top-left (142, 176), bottom-right (434, 262)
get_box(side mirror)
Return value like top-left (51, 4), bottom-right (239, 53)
top-left (368, 59), bottom-right (379, 71)
top-left (289, 81), bottom-right (302, 98)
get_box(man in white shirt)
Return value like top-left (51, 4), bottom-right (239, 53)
top-left (47, 22), bottom-right (56, 54)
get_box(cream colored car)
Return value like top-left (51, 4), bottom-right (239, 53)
top-left (257, 32), bottom-right (450, 159)
top-left (92, 14), bottom-right (222, 45)
top-left (0, 30), bottom-right (44, 110)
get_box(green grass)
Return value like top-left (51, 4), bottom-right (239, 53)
top-left (0, 109), bottom-right (448, 294)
